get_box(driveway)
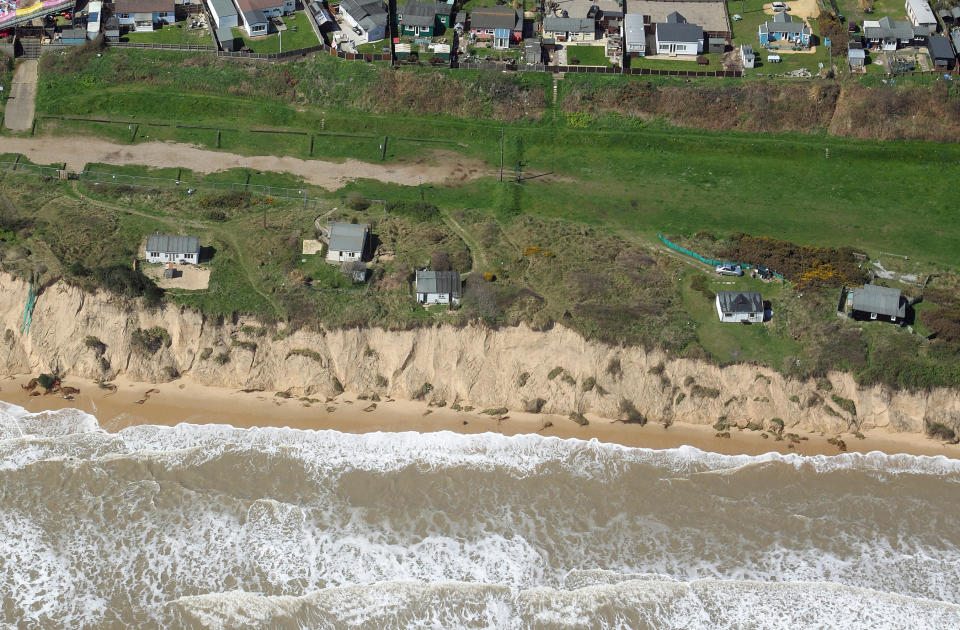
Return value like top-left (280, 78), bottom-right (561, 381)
top-left (3, 60), bottom-right (38, 132)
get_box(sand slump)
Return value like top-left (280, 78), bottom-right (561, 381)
top-left (2, 406), bottom-right (960, 627)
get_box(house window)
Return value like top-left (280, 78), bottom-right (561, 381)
top-left (486, 28), bottom-right (493, 34)
top-left (724, 313), bottom-right (732, 317)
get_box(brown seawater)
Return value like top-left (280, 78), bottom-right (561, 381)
top-left (2, 402), bottom-right (960, 629)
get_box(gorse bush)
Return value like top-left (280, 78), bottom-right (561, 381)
top-left (130, 327), bottom-right (171, 355)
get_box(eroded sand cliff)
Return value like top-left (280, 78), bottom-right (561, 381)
top-left (1, 273), bottom-right (957, 435)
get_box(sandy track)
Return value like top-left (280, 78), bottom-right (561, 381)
top-left (1, 136), bottom-right (492, 190)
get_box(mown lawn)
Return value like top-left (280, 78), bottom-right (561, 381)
top-left (123, 22), bottom-right (213, 46)
top-left (631, 53), bottom-right (723, 71)
top-left (566, 45), bottom-right (612, 67)
top-left (231, 12), bottom-right (320, 53)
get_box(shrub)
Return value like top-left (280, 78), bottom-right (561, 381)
top-left (200, 347), bottom-right (213, 360)
top-left (386, 200), bottom-right (440, 222)
top-left (482, 407), bottom-right (509, 415)
top-left (683, 376), bottom-right (695, 387)
top-left (99, 356), bottom-right (111, 372)
top-left (84, 336), bottom-right (106, 356)
top-left (547, 366), bottom-right (564, 380)
top-left (231, 339), bottom-right (257, 352)
top-left (746, 421), bottom-right (763, 431)
top-left (789, 395), bottom-right (800, 403)
top-left (581, 376), bottom-right (596, 392)
top-left (770, 418), bottom-right (785, 434)
top-left (690, 385), bottom-right (721, 399)
top-left (331, 377), bottom-right (344, 395)
top-left (92, 266), bottom-right (163, 307)
top-left (925, 419), bottom-right (956, 441)
top-left (713, 420), bottom-right (728, 431)
top-left (412, 382), bottom-right (434, 400)
top-left (213, 352), bottom-right (230, 365)
top-left (824, 405), bottom-right (840, 417)
top-left (37, 373), bottom-right (57, 390)
top-left (831, 394), bottom-right (857, 417)
top-left (130, 327), bottom-right (171, 356)
top-left (647, 362), bottom-right (665, 375)
top-left (816, 378), bottom-right (833, 392)
top-left (517, 372), bottom-right (530, 387)
top-left (676, 393), bottom-right (686, 405)
top-left (569, 412), bottom-right (589, 426)
top-left (690, 274), bottom-right (715, 300)
top-left (618, 399), bottom-right (647, 425)
top-left (523, 398), bottom-right (546, 413)
top-left (287, 348), bottom-right (323, 362)
top-left (376, 374), bottom-right (389, 388)
top-left (163, 366), bottom-right (179, 379)
top-left (606, 358), bottom-right (622, 377)
top-left (561, 372), bottom-right (576, 386)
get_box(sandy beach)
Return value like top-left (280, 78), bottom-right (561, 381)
top-left (1, 373), bottom-right (956, 459)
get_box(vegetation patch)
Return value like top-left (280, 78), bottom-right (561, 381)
top-left (618, 399), bottom-right (647, 425)
top-left (130, 327), bottom-right (171, 356)
top-left (690, 385), bottom-right (721, 399)
top-left (569, 412), bottom-right (589, 426)
top-left (925, 419), bottom-right (956, 441)
top-left (830, 394), bottom-right (857, 417)
top-left (412, 382), bottom-right (434, 400)
top-left (547, 366), bottom-right (564, 380)
top-left (287, 348), bottom-right (323, 362)
top-left (482, 407), bottom-right (509, 415)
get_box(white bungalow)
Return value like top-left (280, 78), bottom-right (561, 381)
top-left (326, 222), bottom-right (369, 263)
top-left (146, 234), bottom-right (201, 264)
top-left (415, 270), bottom-right (461, 305)
top-left (716, 291), bottom-right (764, 323)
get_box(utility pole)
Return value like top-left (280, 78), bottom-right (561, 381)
top-left (499, 128), bottom-right (504, 182)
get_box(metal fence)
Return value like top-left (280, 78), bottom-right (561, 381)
top-left (453, 61), bottom-right (742, 78)
top-left (107, 42), bottom-right (216, 51)
top-left (79, 169), bottom-right (328, 202)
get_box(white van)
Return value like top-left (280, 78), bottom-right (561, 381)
top-left (772, 2), bottom-right (789, 11)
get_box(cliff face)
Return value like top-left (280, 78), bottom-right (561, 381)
top-left (2, 273), bottom-right (958, 435)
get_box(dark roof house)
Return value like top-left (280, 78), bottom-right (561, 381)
top-left (416, 270), bottom-right (462, 304)
top-left (851, 284), bottom-right (906, 321)
top-left (715, 291), bottom-right (764, 323)
top-left (469, 6), bottom-right (522, 31)
top-left (927, 34), bottom-right (956, 68)
top-left (146, 234), bottom-right (200, 254)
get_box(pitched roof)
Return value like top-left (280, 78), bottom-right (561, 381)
top-left (146, 234), bottom-right (200, 254)
top-left (416, 270), bottom-right (461, 297)
top-left (656, 20), bottom-right (703, 43)
top-left (760, 13), bottom-right (810, 35)
top-left (400, 1), bottom-right (449, 26)
top-left (340, 0), bottom-right (387, 21)
top-left (624, 13), bottom-right (645, 43)
top-left (666, 11), bottom-right (686, 23)
top-left (716, 291), bottom-right (763, 314)
top-left (327, 222), bottom-right (369, 253)
top-left (905, 0), bottom-right (937, 23)
top-left (209, 0), bottom-right (237, 18)
top-left (543, 16), bottom-right (595, 33)
top-left (851, 284), bottom-right (905, 318)
top-left (470, 6), bottom-right (521, 30)
top-left (114, 0), bottom-right (174, 13)
top-left (928, 34), bottom-right (955, 60)
top-left (864, 17), bottom-right (920, 40)
top-left (233, 0), bottom-right (285, 13)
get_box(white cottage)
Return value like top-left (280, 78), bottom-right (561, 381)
top-left (326, 222), bottom-right (369, 263)
top-left (654, 12), bottom-right (704, 56)
top-left (715, 291), bottom-right (763, 323)
top-left (146, 234), bottom-right (201, 264)
top-left (416, 270), bottom-right (461, 305)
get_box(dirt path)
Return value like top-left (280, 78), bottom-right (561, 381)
top-left (2, 135), bottom-right (493, 190)
top-left (442, 210), bottom-right (488, 275)
top-left (3, 60), bottom-right (38, 132)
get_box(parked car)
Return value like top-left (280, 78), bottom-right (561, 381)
top-left (586, 4), bottom-right (600, 19)
top-left (716, 264), bottom-right (744, 276)
top-left (848, 21), bottom-right (858, 33)
top-left (771, 2), bottom-right (789, 11)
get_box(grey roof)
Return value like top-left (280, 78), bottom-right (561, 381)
top-left (524, 37), bottom-right (541, 62)
top-left (416, 270), bottom-right (461, 297)
top-left (851, 284), bottom-right (905, 318)
top-left (928, 34), bottom-right (955, 60)
top-left (666, 11), bottom-right (686, 23)
top-left (340, 0), bottom-right (387, 21)
top-left (624, 13), bottom-right (645, 44)
top-left (146, 234), bottom-right (200, 254)
top-left (656, 20), bottom-right (703, 43)
top-left (455, 11), bottom-right (466, 23)
top-left (951, 28), bottom-right (960, 51)
top-left (953, 6), bottom-right (960, 18)
top-left (760, 13), bottom-right (810, 35)
top-left (741, 43), bottom-right (754, 56)
top-left (216, 25), bottom-right (235, 42)
top-left (848, 46), bottom-right (865, 59)
top-left (61, 27), bottom-right (87, 38)
top-left (401, 1), bottom-right (450, 26)
top-left (244, 9), bottom-right (267, 24)
top-left (717, 291), bottom-right (763, 314)
top-left (543, 16), bottom-right (595, 33)
top-left (208, 0), bottom-right (237, 18)
top-left (328, 222), bottom-right (369, 254)
top-left (469, 6), bottom-right (521, 30)
top-left (864, 17), bottom-right (922, 41)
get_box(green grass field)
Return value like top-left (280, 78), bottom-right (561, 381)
top-left (566, 45), bottom-right (612, 67)
top-left (231, 12), bottom-right (320, 53)
top-left (123, 22), bottom-right (213, 46)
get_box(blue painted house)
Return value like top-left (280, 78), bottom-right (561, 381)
top-left (758, 12), bottom-right (811, 47)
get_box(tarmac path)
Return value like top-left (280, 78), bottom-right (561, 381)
top-left (3, 60), bottom-right (38, 132)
